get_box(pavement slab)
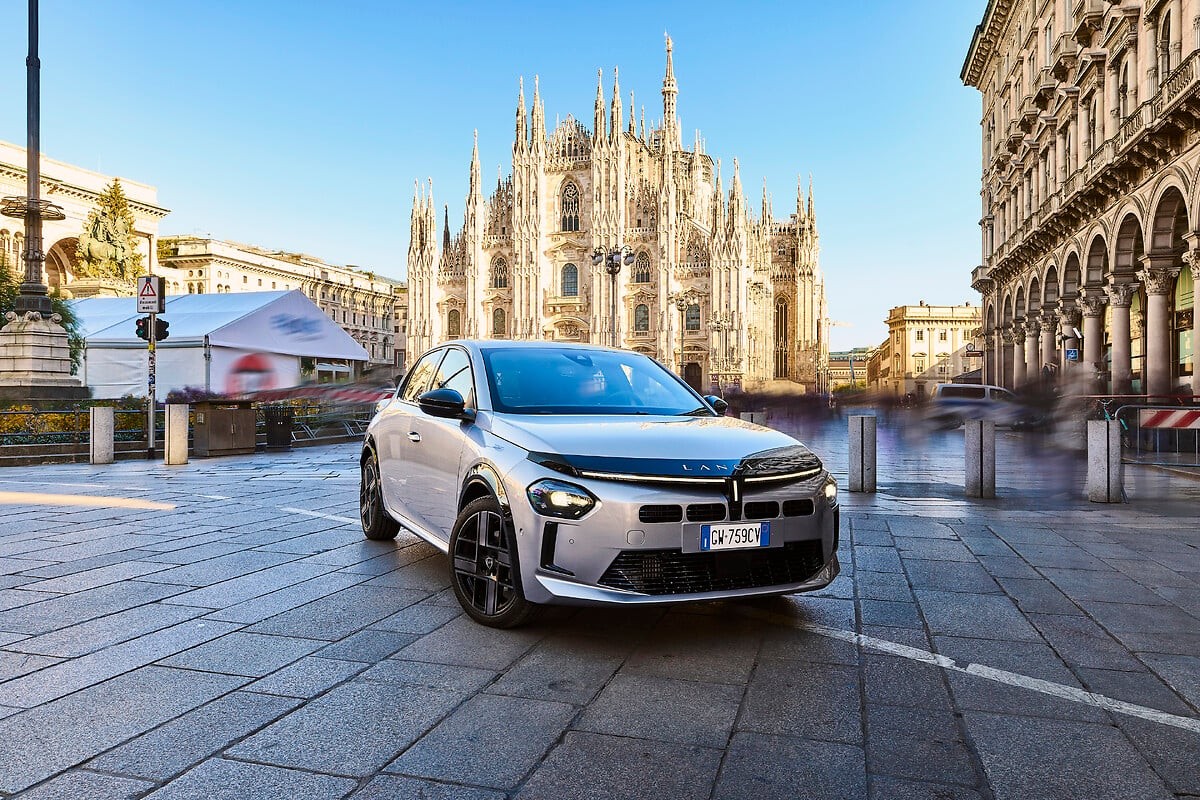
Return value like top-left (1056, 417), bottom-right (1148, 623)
top-left (575, 671), bottom-right (742, 748)
top-left (713, 732), bottom-right (868, 800)
top-left (140, 758), bottom-right (357, 800)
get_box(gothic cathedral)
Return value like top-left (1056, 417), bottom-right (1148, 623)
top-left (406, 38), bottom-right (829, 393)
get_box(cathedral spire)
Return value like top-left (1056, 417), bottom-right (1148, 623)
top-left (531, 75), bottom-right (545, 148)
top-left (469, 130), bottom-right (481, 197)
top-left (640, 106), bottom-right (647, 141)
top-left (713, 159), bottom-right (725, 229)
top-left (594, 69), bottom-right (606, 143)
top-left (807, 174), bottom-right (815, 221)
top-left (610, 67), bottom-right (623, 142)
top-left (796, 173), bottom-right (805, 222)
top-left (762, 177), bottom-right (770, 222)
top-left (628, 90), bottom-right (635, 135)
top-left (442, 204), bottom-right (450, 251)
top-left (661, 33), bottom-right (680, 151)
top-left (515, 77), bottom-right (527, 152)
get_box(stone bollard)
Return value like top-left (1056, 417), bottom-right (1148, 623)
top-left (89, 406), bottom-right (114, 465)
top-left (164, 404), bottom-right (189, 466)
top-left (963, 419), bottom-right (996, 498)
top-left (1086, 419), bottom-right (1124, 503)
top-left (848, 415), bottom-right (876, 493)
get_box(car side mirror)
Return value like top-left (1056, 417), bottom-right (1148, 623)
top-left (704, 395), bottom-right (729, 414)
top-left (418, 388), bottom-right (475, 422)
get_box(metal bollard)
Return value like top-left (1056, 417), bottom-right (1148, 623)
top-left (164, 404), bottom-right (189, 466)
top-left (848, 415), bottom-right (876, 493)
top-left (1086, 419), bottom-right (1124, 503)
top-left (964, 419), bottom-right (996, 498)
top-left (89, 406), bottom-right (114, 465)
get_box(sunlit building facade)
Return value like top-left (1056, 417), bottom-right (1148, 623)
top-left (964, 0), bottom-right (1198, 396)
top-left (407, 39), bottom-right (829, 393)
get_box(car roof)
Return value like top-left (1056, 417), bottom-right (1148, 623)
top-left (431, 340), bottom-right (632, 354)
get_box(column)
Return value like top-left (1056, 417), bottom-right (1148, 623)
top-left (1012, 321), bottom-right (1028, 388)
top-left (1080, 289), bottom-right (1106, 382)
top-left (1106, 63), bottom-right (1119, 140)
top-left (1138, 261), bottom-right (1179, 397)
top-left (1000, 328), bottom-right (1016, 389)
top-left (1186, 250), bottom-right (1200, 396)
top-left (1025, 317), bottom-right (1041, 386)
top-left (1040, 308), bottom-right (1059, 374)
top-left (1106, 280), bottom-right (1137, 395)
top-left (1058, 301), bottom-right (1082, 372)
top-left (984, 338), bottom-right (996, 386)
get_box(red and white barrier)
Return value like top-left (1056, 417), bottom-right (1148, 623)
top-left (1139, 409), bottom-right (1200, 429)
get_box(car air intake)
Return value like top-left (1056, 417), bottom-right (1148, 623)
top-left (743, 501), bottom-right (779, 520)
top-left (782, 499), bottom-right (815, 517)
top-left (599, 540), bottom-right (826, 595)
top-left (639, 505), bottom-right (683, 523)
top-left (686, 503), bottom-right (726, 522)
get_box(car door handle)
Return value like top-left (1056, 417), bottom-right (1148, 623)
top-left (408, 432), bottom-right (421, 442)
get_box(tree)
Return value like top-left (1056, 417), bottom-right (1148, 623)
top-left (76, 179), bottom-right (143, 282)
top-left (0, 248), bottom-right (84, 373)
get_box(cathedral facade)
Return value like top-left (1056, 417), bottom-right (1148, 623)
top-left (407, 39), bottom-right (829, 393)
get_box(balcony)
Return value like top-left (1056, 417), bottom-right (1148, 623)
top-left (1034, 68), bottom-right (1059, 110)
top-left (1018, 97), bottom-right (1040, 133)
top-left (1073, 0), bottom-right (1104, 46)
top-left (1051, 33), bottom-right (1079, 82)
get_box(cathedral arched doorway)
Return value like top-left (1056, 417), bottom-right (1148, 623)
top-left (683, 362), bottom-right (702, 392)
top-left (774, 300), bottom-right (789, 379)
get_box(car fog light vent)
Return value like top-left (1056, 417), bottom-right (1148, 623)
top-left (782, 499), bottom-right (815, 517)
top-left (639, 504), bottom-right (683, 523)
top-left (641, 553), bottom-right (664, 584)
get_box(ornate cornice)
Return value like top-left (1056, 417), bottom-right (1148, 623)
top-left (962, 0), bottom-right (1015, 88)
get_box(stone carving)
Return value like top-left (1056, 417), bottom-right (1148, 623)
top-left (1057, 300), bottom-right (1082, 327)
top-left (1078, 289), bottom-right (1106, 317)
top-left (1105, 281), bottom-right (1137, 308)
top-left (75, 180), bottom-right (142, 284)
top-left (1182, 248), bottom-right (1200, 281)
top-left (1137, 266), bottom-right (1179, 296)
top-left (1040, 310), bottom-right (1058, 332)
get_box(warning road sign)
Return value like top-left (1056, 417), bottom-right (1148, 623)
top-left (137, 276), bottom-right (165, 313)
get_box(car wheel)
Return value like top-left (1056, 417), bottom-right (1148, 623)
top-left (360, 448), bottom-right (400, 541)
top-left (449, 496), bottom-right (537, 628)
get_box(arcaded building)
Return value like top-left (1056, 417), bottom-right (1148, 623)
top-left (407, 39), bottom-right (829, 393)
top-left (963, 0), bottom-right (1198, 396)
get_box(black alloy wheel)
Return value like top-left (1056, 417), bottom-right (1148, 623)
top-left (449, 496), bottom-right (537, 628)
top-left (360, 448), bottom-right (400, 541)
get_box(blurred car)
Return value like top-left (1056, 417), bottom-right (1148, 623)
top-left (927, 383), bottom-right (1045, 429)
top-left (359, 341), bottom-right (840, 628)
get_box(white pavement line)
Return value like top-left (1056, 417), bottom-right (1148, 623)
top-left (198, 495), bottom-right (231, 500)
top-left (741, 607), bottom-right (1200, 735)
top-left (279, 507), bottom-right (358, 525)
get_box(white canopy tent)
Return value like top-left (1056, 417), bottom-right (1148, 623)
top-left (73, 290), bottom-right (370, 400)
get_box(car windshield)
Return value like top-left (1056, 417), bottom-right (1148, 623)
top-left (481, 347), bottom-right (708, 415)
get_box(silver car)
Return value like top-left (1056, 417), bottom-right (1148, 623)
top-left (360, 341), bottom-right (840, 628)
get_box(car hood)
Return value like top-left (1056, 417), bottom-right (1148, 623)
top-left (486, 414), bottom-right (823, 479)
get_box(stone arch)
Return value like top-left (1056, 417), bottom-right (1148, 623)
top-left (1027, 276), bottom-right (1042, 313)
top-left (1113, 213), bottom-right (1145, 277)
top-left (1001, 291), bottom-right (1014, 326)
top-left (45, 238), bottom-right (80, 293)
top-left (1085, 234), bottom-right (1108, 287)
top-left (1043, 264), bottom-right (1060, 306)
top-left (1149, 185), bottom-right (1188, 256)
top-left (1062, 252), bottom-right (1082, 299)
top-left (1015, 285), bottom-right (1026, 319)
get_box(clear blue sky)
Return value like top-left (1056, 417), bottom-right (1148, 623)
top-left (1, 1), bottom-right (986, 351)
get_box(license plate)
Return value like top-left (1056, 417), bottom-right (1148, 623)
top-left (701, 522), bottom-right (770, 551)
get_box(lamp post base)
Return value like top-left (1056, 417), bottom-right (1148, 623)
top-left (0, 310), bottom-right (87, 400)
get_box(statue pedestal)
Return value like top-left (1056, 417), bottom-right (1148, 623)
top-left (68, 278), bottom-right (133, 298)
top-left (0, 311), bottom-right (89, 400)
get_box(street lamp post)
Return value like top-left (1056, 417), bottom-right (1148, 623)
top-left (592, 246), bottom-right (635, 348)
top-left (673, 293), bottom-right (689, 375)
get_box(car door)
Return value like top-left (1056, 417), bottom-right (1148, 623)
top-left (412, 345), bottom-right (475, 537)
top-left (378, 348), bottom-right (445, 528)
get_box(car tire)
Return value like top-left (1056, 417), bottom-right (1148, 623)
top-left (448, 496), bottom-right (538, 629)
top-left (360, 448), bottom-right (400, 541)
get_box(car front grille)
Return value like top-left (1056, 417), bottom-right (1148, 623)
top-left (598, 540), bottom-right (827, 596)
top-left (782, 499), bottom-right (815, 517)
top-left (639, 505), bottom-right (683, 523)
top-left (743, 501), bottom-right (779, 520)
top-left (686, 503), bottom-right (726, 522)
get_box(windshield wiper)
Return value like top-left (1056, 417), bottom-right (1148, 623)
top-left (677, 406), bottom-right (712, 416)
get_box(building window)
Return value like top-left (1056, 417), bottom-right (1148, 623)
top-left (916, 330), bottom-right (924, 341)
top-left (632, 252), bottom-right (651, 283)
top-left (914, 358), bottom-right (925, 373)
top-left (560, 181), bottom-right (580, 232)
top-left (1161, 13), bottom-right (1173, 76)
top-left (685, 304), bottom-right (700, 331)
top-left (491, 256), bottom-right (508, 289)
top-left (447, 309), bottom-right (461, 338)
top-left (634, 303), bottom-right (649, 333)
top-left (243, 275), bottom-right (248, 284)
top-left (561, 263), bottom-right (578, 297)
top-left (1119, 61), bottom-right (1130, 117)
top-left (493, 307), bottom-right (506, 337)
top-left (939, 330), bottom-right (948, 341)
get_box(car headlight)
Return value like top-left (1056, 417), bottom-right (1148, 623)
top-left (527, 479), bottom-right (596, 520)
top-left (823, 479), bottom-right (837, 503)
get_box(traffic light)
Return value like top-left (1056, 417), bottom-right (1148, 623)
top-left (135, 316), bottom-right (150, 341)
top-left (155, 318), bottom-right (169, 341)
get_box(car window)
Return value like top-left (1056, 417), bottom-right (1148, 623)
top-left (431, 347), bottom-right (475, 406)
top-left (482, 347), bottom-right (703, 415)
top-left (400, 350), bottom-right (444, 403)
top-left (936, 385), bottom-right (984, 400)
top-left (991, 388), bottom-right (1016, 403)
